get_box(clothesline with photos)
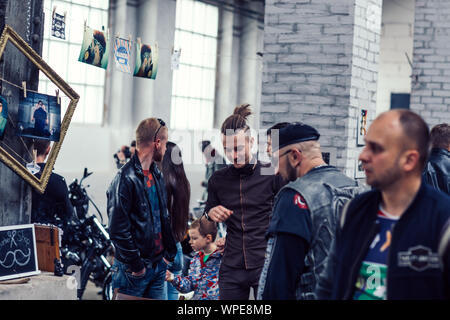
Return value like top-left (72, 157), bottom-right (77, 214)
top-left (46, 5), bottom-right (264, 75)
top-left (49, 6), bottom-right (163, 78)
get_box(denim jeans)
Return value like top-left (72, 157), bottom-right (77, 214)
top-left (164, 242), bottom-right (184, 300)
top-left (111, 258), bottom-right (168, 299)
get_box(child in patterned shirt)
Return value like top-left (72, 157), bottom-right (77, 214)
top-left (165, 217), bottom-right (221, 300)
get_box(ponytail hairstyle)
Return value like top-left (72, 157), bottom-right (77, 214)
top-left (221, 103), bottom-right (252, 135)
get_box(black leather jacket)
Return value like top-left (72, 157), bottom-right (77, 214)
top-left (107, 153), bottom-right (177, 273)
top-left (423, 148), bottom-right (450, 195)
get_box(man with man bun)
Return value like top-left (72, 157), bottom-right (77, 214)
top-left (203, 104), bottom-right (285, 300)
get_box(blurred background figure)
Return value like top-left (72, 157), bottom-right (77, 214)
top-left (162, 141), bottom-right (191, 300)
top-left (113, 140), bottom-right (136, 169)
top-left (199, 140), bottom-right (227, 201)
top-left (266, 122), bottom-right (289, 158)
top-left (423, 123), bottom-right (450, 194)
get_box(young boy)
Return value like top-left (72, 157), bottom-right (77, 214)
top-left (165, 217), bottom-right (222, 300)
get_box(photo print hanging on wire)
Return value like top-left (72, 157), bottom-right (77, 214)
top-left (0, 95), bottom-right (7, 139)
top-left (114, 36), bottom-right (132, 73)
top-left (78, 25), bottom-right (109, 69)
top-left (357, 109), bottom-right (368, 146)
top-left (16, 92), bottom-right (61, 142)
top-left (51, 7), bottom-right (66, 40)
top-left (171, 48), bottom-right (181, 70)
top-left (134, 38), bottom-right (158, 79)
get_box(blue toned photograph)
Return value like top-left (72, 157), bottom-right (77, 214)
top-left (17, 92), bottom-right (61, 142)
top-left (0, 95), bottom-right (7, 139)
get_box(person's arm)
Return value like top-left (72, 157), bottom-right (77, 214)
top-left (168, 256), bottom-right (198, 293)
top-left (107, 176), bottom-right (144, 273)
top-left (259, 189), bottom-right (312, 299)
top-left (260, 233), bottom-right (308, 300)
top-left (315, 237), bottom-right (338, 300)
top-left (203, 174), bottom-right (233, 222)
top-left (59, 176), bottom-right (75, 223)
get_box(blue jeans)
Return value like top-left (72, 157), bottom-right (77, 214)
top-left (111, 258), bottom-right (167, 299)
top-left (164, 242), bottom-right (184, 300)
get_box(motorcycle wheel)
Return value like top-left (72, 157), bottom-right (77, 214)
top-left (102, 271), bottom-right (114, 300)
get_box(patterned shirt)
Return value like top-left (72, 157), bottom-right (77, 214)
top-left (172, 250), bottom-right (222, 300)
top-left (353, 206), bottom-right (399, 300)
top-left (143, 169), bottom-right (164, 257)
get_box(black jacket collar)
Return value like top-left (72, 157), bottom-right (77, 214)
top-left (229, 158), bottom-right (259, 176)
top-left (130, 150), bottom-right (161, 179)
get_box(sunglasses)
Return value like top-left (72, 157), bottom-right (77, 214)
top-left (154, 118), bottom-right (166, 142)
top-left (278, 148), bottom-right (301, 158)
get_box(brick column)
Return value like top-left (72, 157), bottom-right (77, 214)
top-left (410, 0), bottom-right (450, 126)
top-left (261, 0), bottom-right (382, 177)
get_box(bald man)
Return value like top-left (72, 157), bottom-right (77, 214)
top-left (316, 110), bottom-right (450, 300)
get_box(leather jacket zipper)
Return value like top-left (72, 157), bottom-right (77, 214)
top-left (240, 175), bottom-right (248, 269)
top-left (343, 220), bottom-right (380, 299)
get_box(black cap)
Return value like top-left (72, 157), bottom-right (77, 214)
top-left (272, 122), bottom-right (320, 152)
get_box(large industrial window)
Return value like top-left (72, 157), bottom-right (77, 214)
top-left (39, 0), bottom-right (109, 124)
top-left (171, 0), bottom-right (219, 130)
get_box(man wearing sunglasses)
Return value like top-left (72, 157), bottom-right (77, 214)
top-left (107, 118), bottom-right (177, 299)
top-left (257, 122), bottom-right (361, 300)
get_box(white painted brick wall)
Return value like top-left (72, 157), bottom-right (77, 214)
top-left (410, 0), bottom-right (450, 126)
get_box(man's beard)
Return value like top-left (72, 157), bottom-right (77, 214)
top-left (285, 160), bottom-right (298, 182)
top-left (367, 160), bottom-right (403, 190)
top-left (154, 147), bottom-right (163, 162)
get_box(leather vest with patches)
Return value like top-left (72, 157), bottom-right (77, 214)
top-left (284, 166), bottom-right (363, 300)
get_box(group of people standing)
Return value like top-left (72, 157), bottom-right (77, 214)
top-left (107, 104), bottom-right (450, 300)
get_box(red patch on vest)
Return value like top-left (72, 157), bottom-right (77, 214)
top-left (294, 193), bottom-right (308, 210)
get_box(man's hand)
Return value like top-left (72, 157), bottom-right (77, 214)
top-left (131, 267), bottom-right (146, 277)
top-left (216, 237), bottom-right (226, 253)
top-left (208, 205), bottom-right (233, 222)
top-left (165, 270), bottom-right (174, 282)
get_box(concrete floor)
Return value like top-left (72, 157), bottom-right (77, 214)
top-left (82, 281), bottom-right (103, 300)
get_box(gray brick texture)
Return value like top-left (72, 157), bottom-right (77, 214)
top-left (261, 0), bottom-right (382, 177)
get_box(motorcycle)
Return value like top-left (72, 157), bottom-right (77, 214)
top-left (58, 168), bottom-right (114, 300)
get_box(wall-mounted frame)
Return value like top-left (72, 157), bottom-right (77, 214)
top-left (0, 25), bottom-right (79, 194)
top-left (357, 109), bottom-right (368, 146)
top-left (355, 157), bottom-right (366, 179)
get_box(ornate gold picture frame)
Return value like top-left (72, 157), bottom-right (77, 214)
top-left (0, 25), bottom-right (79, 194)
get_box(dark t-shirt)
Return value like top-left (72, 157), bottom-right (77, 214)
top-left (33, 107), bottom-right (47, 131)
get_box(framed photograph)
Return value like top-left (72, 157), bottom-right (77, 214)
top-left (357, 109), bottom-right (368, 146)
top-left (17, 92), bottom-right (61, 142)
top-left (134, 40), bottom-right (158, 79)
top-left (0, 25), bottom-right (79, 194)
top-left (355, 158), bottom-right (366, 179)
top-left (0, 224), bottom-right (40, 281)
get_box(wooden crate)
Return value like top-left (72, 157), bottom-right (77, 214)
top-left (34, 224), bottom-right (60, 272)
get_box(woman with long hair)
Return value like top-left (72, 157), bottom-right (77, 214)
top-left (162, 141), bottom-right (191, 300)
